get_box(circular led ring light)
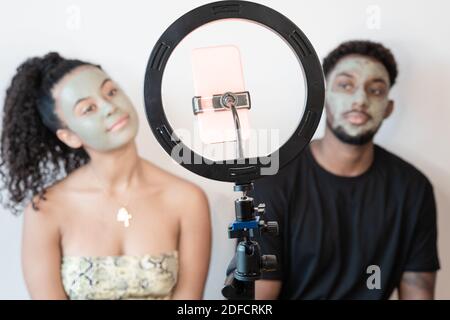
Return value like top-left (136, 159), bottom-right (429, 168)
top-left (144, 0), bottom-right (325, 183)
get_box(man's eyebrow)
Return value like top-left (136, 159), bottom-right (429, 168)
top-left (370, 78), bottom-right (388, 85)
top-left (335, 72), bottom-right (354, 78)
top-left (100, 78), bottom-right (112, 88)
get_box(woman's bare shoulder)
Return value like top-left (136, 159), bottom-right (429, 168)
top-left (141, 159), bottom-right (208, 206)
top-left (24, 165), bottom-right (87, 218)
top-left (23, 187), bottom-right (62, 231)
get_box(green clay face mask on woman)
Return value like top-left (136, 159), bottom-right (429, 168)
top-left (53, 66), bottom-right (139, 152)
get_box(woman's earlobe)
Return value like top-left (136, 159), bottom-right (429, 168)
top-left (56, 128), bottom-right (83, 149)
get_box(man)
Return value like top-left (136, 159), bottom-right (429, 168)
top-left (253, 40), bottom-right (440, 299)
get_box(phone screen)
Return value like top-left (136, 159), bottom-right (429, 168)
top-left (191, 45), bottom-right (251, 145)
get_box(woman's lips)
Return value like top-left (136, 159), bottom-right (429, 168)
top-left (344, 111), bottom-right (370, 125)
top-left (107, 114), bottom-right (129, 132)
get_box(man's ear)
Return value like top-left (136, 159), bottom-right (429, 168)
top-left (55, 128), bottom-right (83, 149)
top-left (383, 100), bottom-right (394, 119)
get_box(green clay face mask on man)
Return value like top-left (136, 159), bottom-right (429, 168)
top-left (325, 55), bottom-right (392, 144)
top-left (53, 66), bottom-right (139, 152)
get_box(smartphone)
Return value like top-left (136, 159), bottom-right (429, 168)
top-left (191, 45), bottom-right (251, 145)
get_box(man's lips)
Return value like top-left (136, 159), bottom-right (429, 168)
top-left (344, 111), bottom-right (371, 125)
top-left (107, 114), bottom-right (129, 132)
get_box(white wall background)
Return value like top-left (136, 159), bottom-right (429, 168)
top-left (0, 0), bottom-right (449, 299)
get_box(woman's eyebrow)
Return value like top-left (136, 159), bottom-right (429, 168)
top-left (73, 78), bottom-right (112, 109)
top-left (73, 97), bottom-right (89, 110)
top-left (100, 78), bottom-right (112, 89)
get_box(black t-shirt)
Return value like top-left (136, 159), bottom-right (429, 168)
top-left (251, 144), bottom-right (440, 299)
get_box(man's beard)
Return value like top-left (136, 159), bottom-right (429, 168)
top-left (327, 120), bottom-right (378, 146)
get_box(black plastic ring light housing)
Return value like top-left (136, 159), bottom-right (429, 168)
top-left (144, 0), bottom-right (325, 184)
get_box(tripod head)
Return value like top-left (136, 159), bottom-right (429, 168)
top-left (222, 182), bottom-right (278, 299)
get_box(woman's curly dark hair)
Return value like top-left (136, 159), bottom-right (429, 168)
top-left (0, 52), bottom-right (100, 215)
top-left (323, 40), bottom-right (398, 87)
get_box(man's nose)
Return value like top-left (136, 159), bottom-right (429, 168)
top-left (352, 89), bottom-right (368, 110)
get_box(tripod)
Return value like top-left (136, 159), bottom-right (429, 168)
top-left (215, 92), bottom-right (279, 299)
top-left (222, 182), bottom-right (278, 300)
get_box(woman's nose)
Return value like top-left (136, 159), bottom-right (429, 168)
top-left (101, 101), bottom-right (117, 117)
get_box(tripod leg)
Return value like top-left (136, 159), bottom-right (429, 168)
top-left (222, 277), bottom-right (255, 300)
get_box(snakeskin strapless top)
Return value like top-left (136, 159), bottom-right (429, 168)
top-left (61, 250), bottom-right (178, 300)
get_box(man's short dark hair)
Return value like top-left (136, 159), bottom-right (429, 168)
top-left (323, 40), bottom-right (398, 86)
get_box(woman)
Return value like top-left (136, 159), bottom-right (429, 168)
top-left (0, 52), bottom-right (211, 299)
